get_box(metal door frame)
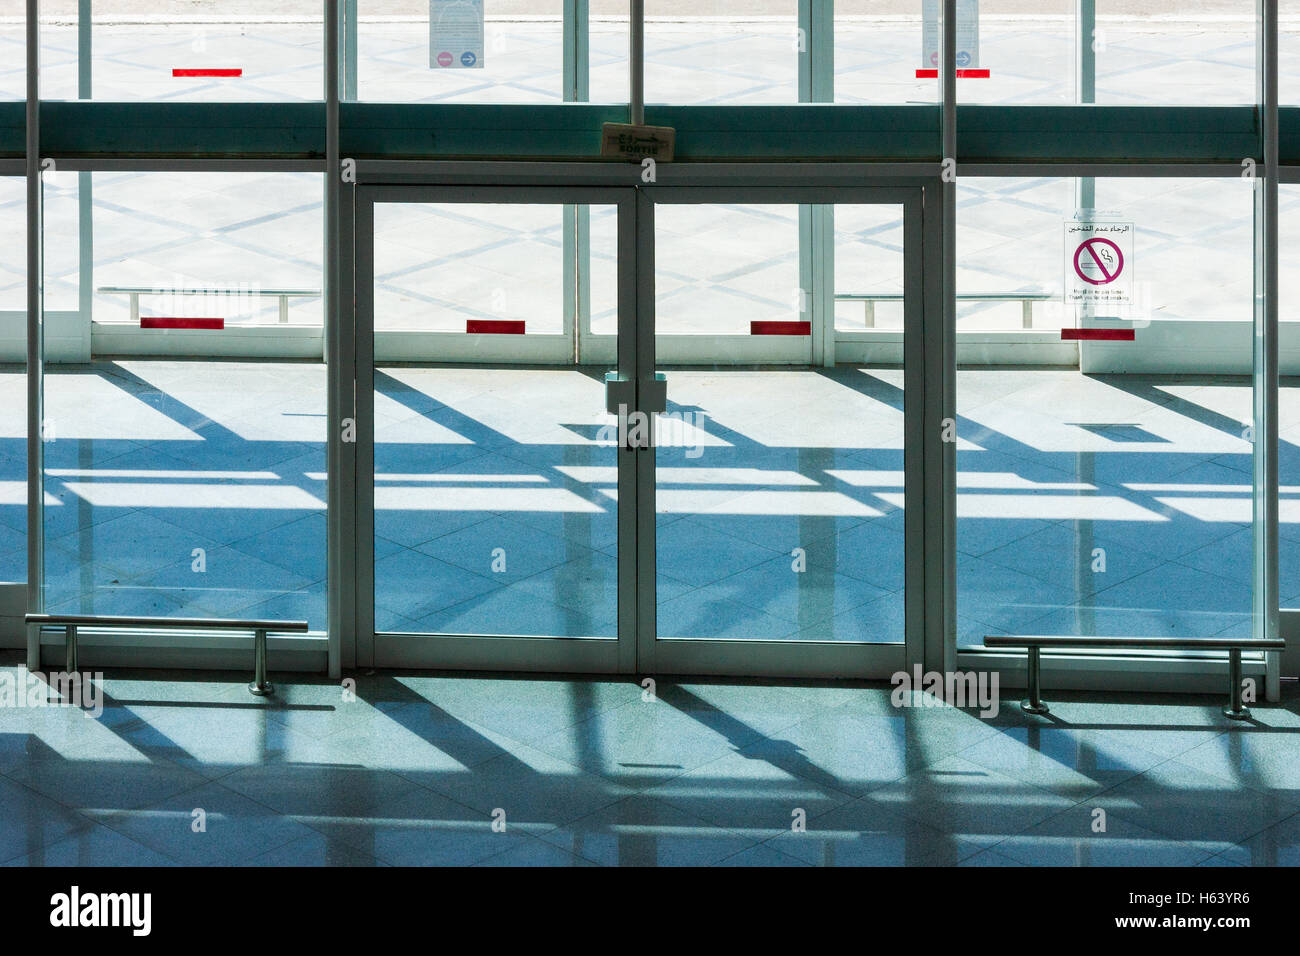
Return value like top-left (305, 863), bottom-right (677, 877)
top-left (344, 170), bottom-right (943, 681)
top-left (355, 183), bottom-right (639, 673)
top-left (636, 185), bottom-right (927, 679)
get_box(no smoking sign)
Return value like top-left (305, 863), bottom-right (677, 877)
top-left (1065, 220), bottom-right (1133, 306)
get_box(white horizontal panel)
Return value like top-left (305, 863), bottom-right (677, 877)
top-left (58, 482), bottom-right (325, 509)
top-left (372, 473), bottom-right (547, 483)
top-left (0, 481), bottom-right (59, 506)
top-left (559, 465), bottom-right (816, 486)
top-left (46, 469), bottom-right (281, 480)
top-left (375, 486), bottom-right (605, 513)
top-left (645, 488), bottom-right (884, 517)
top-left (886, 492), bottom-right (1166, 521)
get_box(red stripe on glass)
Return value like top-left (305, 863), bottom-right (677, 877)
top-left (141, 317), bottom-right (225, 330)
top-left (466, 319), bottom-right (526, 334)
top-left (750, 320), bottom-right (812, 336)
top-left (173, 68), bottom-right (243, 77)
top-left (1060, 328), bottom-right (1135, 341)
top-left (915, 69), bottom-right (990, 78)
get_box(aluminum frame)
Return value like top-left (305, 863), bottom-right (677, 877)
top-left (636, 183), bottom-right (925, 680)
top-left (20, 0), bottom-right (339, 673)
top-left (355, 183), bottom-right (639, 674)
top-left (1256, 0), bottom-right (1282, 697)
top-left (8, 0), bottom-right (1287, 692)
top-left (25, 0), bottom-right (42, 672)
top-left (348, 177), bottom-right (934, 680)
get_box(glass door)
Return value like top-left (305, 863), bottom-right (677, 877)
top-left (652, 201), bottom-right (813, 365)
top-left (637, 187), bottom-right (923, 678)
top-left (357, 186), bottom-right (637, 672)
top-left (353, 181), bottom-right (925, 679)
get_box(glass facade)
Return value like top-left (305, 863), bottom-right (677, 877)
top-left (38, 170), bottom-right (326, 627)
top-left (956, 176), bottom-right (1257, 646)
top-left (0, 0), bottom-right (1288, 696)
top-left (4, 0), bottom-right (1300, 882)
top-left (0, 175), bottom-right (23, 584)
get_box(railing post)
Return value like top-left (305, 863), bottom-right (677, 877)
top-left (65, 624), bottom-right (78, 673)
top-left (279, 295), bottom-right (289, 323)
top-left (249, 628), bottom-right (274, 696)
top-left (1224, 647), bottom-right (1249, 720)
top-left (629, 0), bottom-right (644, 126)
top-left (1021, 645), bottom-right (1049, 715)
top-left (864, 299), bottom-right (874, 328)
top-left (1022, 298), bottom-right (1033, 328)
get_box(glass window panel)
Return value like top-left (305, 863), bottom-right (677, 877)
top-left (643, 0), bottom-right (798, 104)
top-left (956, 177), bottom-right (1073, 331)
top-left (372, 201), bottom-right (619, 638)
top-left (375, 202), bottom-right (566, 335)
top-left (40, 0), bottom-right (323, 102)
top-left (42, 173), bottom-right (80, 314)
top-left (835, 0), bottom-right (931, 104)
top-left (588, 205), bottom-right (620, 337)
top-left (0, 177), bottom-right (24, 583)
top-left (957, 1), bottom-right (1256, 105)
top-left (655, 203), bottom-right (800, 336)
top-left (1278, 183), bottom-right (1300, 606)
top-left (957, 176), bottom-right (1254, 648)
top-left (41, 170), bottom-right (326, 628)
top-left (655, 202), bottom-right (906, 644)
top-left (1283, 1), bottom-right (1300, 103)
top-left (834, 204), bottom-right (906, 332)
top-left (33, 0), bottom-right (80, 101)
top-left (589, 1), bottom-right (631, 103)
top-left (357, 0), bottom-right (567, 102)
top-left (955, 0), bottom-right (1074, 104)
top-left (0, 2), bottom-right (22, 100)
top-left (1093, 0), bottom-right (1255, 105)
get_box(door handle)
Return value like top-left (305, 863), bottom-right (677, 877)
top-left (605, 372), bottom-right (667, 416)
top-left (604, 372), bottom-right (667, 449)
top-left (604, 372), bottom-right (635, 415)
top-left (641, 372), bottom-right (667, 415)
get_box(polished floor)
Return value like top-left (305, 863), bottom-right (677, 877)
top-left (1, 659), bottom-right (1298, 867)
top-left (1, 362), bottom-right (1295, 643)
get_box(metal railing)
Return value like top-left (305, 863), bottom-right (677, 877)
top-left (984, 634), bottom-right (1287, 720)
top-left (837, 291), bottom-right (1056, 329)
top-left (98, 286), bottom-right (321, 325)
top-left (25, 613), bottom-right (309, 696)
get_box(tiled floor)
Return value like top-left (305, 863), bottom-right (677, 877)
top-left (3, 658), bottom-right (1298, 867)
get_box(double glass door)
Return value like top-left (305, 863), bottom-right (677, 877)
top-left (353, 183), bottom-right (923, 679)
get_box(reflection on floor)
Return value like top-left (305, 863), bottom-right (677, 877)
top-left (2, 661), bottom-right (1297, 867)
top-left (1, 362), bottom-right (1292, 641)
